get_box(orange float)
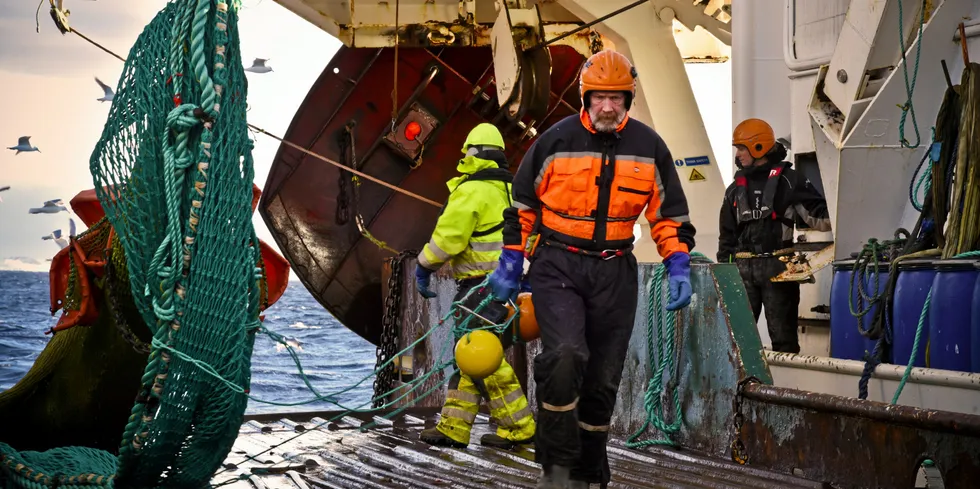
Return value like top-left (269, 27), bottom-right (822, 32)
top-left (504, 292), bottom-right (540, 342)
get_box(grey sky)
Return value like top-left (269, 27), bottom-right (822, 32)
top-left (0, 0), bottom-right (341, 271)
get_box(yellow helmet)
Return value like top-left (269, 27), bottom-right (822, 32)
top-left (461, 123), bottom-right (505, 155)
top-left (454, 330), bottom-right (504, 379)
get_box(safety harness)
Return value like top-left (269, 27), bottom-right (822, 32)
top-left (734, 162), bottom-right (786, 223)
top-left (439, 167), bottom-right (514, 237)
top-left (732, 162), bottom-right (796, 258)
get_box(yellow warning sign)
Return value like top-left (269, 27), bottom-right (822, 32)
top-left (689, 168), bottom-right (706, 182)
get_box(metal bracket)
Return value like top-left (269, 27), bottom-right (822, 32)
top-left (49, 0), bottom-right (71, 34)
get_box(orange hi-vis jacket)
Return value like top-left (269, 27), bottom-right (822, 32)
top-left (502, 110), bottom-right (696, 259)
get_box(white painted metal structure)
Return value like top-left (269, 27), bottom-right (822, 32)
top-left (273, 0), bottom-right (980, 411)
top-left (745, 0), bottom-right (980, 412)
top-left (272, 0), bottom-right (732, 262)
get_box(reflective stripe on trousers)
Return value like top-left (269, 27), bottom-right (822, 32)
top-left (435, 357), bottom-right (536, 444)
top-left (528, 245), bottom-right (638, 485)
top-left (435, 278), bottom-right (536, 444)
top-left (485, 359), bottom-right (535, 441)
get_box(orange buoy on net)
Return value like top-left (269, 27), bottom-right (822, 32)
top-left (504, 292), bottom-right (540, 342)
top-left (454, 330), bottom-right (504, 379)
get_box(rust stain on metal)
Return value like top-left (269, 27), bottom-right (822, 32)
top-left (739, 382), bottom-right (980, 488)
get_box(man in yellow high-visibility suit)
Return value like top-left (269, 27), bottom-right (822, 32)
top-left (414, 123), bottom-right (536, 449)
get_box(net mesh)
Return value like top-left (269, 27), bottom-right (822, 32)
top-left (0, 0), bottom-right (262, 486)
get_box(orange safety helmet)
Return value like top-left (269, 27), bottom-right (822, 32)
top-left (732, 118), bottom-right (776, 159)
top-left (580, 50), bottom-right (638, 110)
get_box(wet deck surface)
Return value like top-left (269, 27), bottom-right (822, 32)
top-left (211, 409), bottom-right (826, 489)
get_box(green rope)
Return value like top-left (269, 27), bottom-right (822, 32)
top-left (892, 250), bottom-right (980, 404)
top-left (848, 239), bottom-right (885, 323)
top-left (626, 252), bottom-right (711, 448)
top-left (848, 235), bottom-right (908, 340)
top-left (145, 278), bottom-right (516, 410)
top-left (910, 127), bottom-right (937, 212)
top-left (897, 0), bottom-right (927, 149)
top-left (1, 1), bottom-right (264, 487)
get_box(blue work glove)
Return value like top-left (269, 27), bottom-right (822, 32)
top-left (519, 279), bottom-right (532, 294)
top-left (415, 264), bottom-right (437, 299)
top-left (489, 248), bottom-right (524, 301)
top-left (664, 252), bottom-right (692, 311)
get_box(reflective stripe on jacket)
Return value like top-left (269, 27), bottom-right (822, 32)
top-left (502, 110), bottom-right (695, 258)
top-left (418, 155), bottom-right (511, 279)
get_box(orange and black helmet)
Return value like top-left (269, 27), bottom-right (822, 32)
top-left (579, 50), bottom-right (638, 110)
top-left (732, 118), bottom-right (776, 159)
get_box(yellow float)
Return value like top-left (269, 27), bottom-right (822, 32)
top-left (454, 329), bottom-right (504, 379)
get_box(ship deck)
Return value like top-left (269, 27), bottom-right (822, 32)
top-left (212, 408), bottom-right (827, 489)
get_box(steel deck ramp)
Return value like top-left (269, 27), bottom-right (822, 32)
top-left (212, 408), bottom-right (825, 489)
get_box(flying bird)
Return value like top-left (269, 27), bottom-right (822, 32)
top-left (41, 217), bottom-right (77, 250)
top-left (7, 136), bottom-right (40, 154)
top-left (0, 186), bottom-right (8, 203)
top-left (244, 58), bottom-right (272, 74)
top-left (29, 199), bottom-right (68, 214)
top-left (95, 77), bottom-right (114, 102)
top-left (42, 229), bottom-right (69, 250)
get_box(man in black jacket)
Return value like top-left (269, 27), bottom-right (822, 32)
top-left (718, 118), bottom-right (831, 353)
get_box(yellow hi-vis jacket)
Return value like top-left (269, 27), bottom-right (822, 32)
top-left (418, 155), bottom-right (512, 279)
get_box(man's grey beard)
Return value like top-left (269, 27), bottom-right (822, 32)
top-left (589, 107), bottom-right (626, 132)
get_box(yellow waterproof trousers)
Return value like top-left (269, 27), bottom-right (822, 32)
top-left (436, 358), bottom-right (536, 444)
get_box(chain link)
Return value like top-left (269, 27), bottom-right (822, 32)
top-left (372, 248), bottom-right (420, 407)
top-left (339, 122), bottom-right (399, 253)
top-left (730, 376), bottom-right (760, 465)
top-left (105, 248), bottom-right (152, 355)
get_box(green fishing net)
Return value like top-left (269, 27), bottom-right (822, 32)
top-left (0, 0), bottom-right (263, 487)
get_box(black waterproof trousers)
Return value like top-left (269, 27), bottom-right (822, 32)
top-left (528, 245), bottom-right (638, 485)
top-left (736, 257), bottom-right (801, 353)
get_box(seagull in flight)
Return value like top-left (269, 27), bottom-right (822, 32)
top-left (29, 199), bottom-right (68, 214)
top-left (244, 58), bottom-right (272, 74)
top-left (0, 186), bottom-right (8, 203)
top-left (42, 220), bottom-right (75, 250)
top-left (95, 77), bottom-right (114, 102)
top-left (7, 136), bottom-right (40, 154)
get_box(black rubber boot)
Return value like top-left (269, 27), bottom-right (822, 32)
top-left (537, 465), bottom-right (572, 489)
top-left (479, 433), bottom-right (534, 449)
top-left (419, 427), bottom-right (467, 448)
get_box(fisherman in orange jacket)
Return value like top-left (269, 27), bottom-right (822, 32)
top-left (490, 50), bottom-right (695, 488)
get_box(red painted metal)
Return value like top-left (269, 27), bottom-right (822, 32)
top-left (259, 45), bottom-right (585, 345)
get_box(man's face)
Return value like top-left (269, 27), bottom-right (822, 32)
top-left (734, 145), bottom-right (758, 167)
top-left (588, 91), bottom-right (627, 132)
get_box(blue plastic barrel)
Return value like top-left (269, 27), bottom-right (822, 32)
top-left (830, 260), bottom-right (886, 361)
top-left (892, 259), bottom-right (937, 368)
top-left (927, 259), bottom-right (979, 372)
top-left (972, 269), bottom-right (980, 372)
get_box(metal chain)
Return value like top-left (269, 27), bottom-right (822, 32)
top-left (105, 249), bottom-right (151, 355)
top-left (372, 248), bottom-right (419, 407)
top-left (730, 376), bottom-right (760, 465)
top-left (345, 122), bottom-right (399, 253)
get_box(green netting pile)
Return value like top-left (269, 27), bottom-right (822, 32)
top-left (0, 0), bottom-right (262, 487)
